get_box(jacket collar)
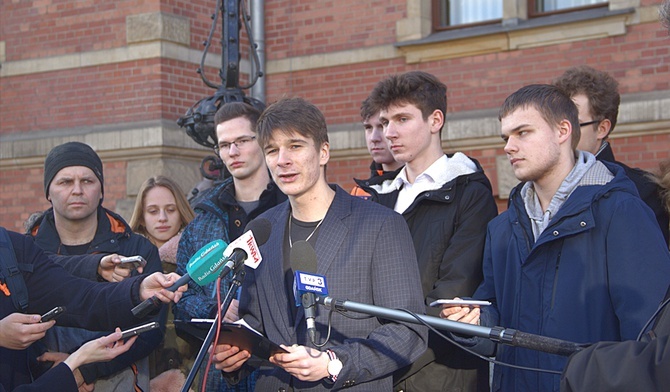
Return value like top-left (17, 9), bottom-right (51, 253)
top-left (595, 142), bottom-right (615, 162)
top-left (509, 160), bottom-right (638, 245)
top-left (193, 177), bottom-right (287, 219)
top-left (366, 153), bottom-right (491, 196)
top-left (30, 206), bottom-right (131, 254)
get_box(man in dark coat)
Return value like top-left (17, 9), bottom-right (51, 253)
top-left (361, 71), bottom-right (498, 392)
top-left (173, 102), bottom-right (286, 392)
top-left (442, 84), bottom-right (670, 392)
top-left (0, 228), bottom-right (185, 392)
top-left (212, 97), bottom-right (428, 391)
top-left (27, 141), bottom-right (163, 391)
top-left (554, 65), bottom-right (669, 244)
top-left (350, 96), bottom-right (404, 200)
top-left (560, 4), bottom-right (670, 390)
top-left (561, 286), bottom-right (670, 391)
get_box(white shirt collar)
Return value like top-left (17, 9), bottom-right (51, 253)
top-left (392, 153), bottom-right (477, 213)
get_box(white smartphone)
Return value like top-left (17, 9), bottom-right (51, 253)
top-left (119, 321), bottom-right (159, 339)
top-left (118, 255), bottom-right (147, 269)
top-left (429, 299), bottom-right (491, 307)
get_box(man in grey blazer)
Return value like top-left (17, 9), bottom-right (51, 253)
top-left (213, 97), bottom-right (428, 391)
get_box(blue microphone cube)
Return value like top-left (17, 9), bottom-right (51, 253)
top-left (294, 271), bottom-right (328, 306)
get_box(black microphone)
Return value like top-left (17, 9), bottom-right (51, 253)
top-left (217, 218), bottom-right (272, 278)
top-left (290, 240), bottom-right (319, 343)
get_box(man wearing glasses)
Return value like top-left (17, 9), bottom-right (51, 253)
top-left (554, 65), bottom-right (669, 244)
top-left (173, 102), bottom-right (286, 392)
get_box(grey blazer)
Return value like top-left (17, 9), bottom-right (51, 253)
top-left (235, 186), bottom-right (428, 391)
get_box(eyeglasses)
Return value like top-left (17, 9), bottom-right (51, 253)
top-left (215, 136), bottom-right (257, 153)
top-left (579, 119), bottom-right (601, 128)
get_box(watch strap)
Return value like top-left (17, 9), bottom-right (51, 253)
top-left (326, 349), bottom-right (339, 382)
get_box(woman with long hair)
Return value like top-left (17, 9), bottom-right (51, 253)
top-left (130, 176), bottom-right (197, 390)
top-left (130, 176), bottom-right (195, 273)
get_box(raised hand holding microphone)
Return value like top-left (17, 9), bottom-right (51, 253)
top-left (132, 240), bottom-right (228, 317)
top-left (138, 271), bottom-right (189, 304)
top-left (133, 221), bottom-right (274, 318)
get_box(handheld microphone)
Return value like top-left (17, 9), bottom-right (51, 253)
top-left (218, 218), bottom-right (272, 277)
top-left (291, 240), bottom-right (328, 343)
top-left (131, 219), bottom-right (270, 318)
top-left (131, 239), bottom-right (228, 318)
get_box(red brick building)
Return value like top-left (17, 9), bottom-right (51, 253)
top-left (2, 0), bottom-right (669, 231)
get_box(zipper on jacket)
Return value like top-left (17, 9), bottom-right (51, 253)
top-left (550, 249), bottom-right (562, 309)
top-left (512, 200), bottom-right (533, 253)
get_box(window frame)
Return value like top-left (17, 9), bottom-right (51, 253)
top-left (528, 0), bottom-right (608, 18)
top-left (431, 0), bottom-right (503, 32)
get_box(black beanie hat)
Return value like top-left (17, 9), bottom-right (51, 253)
top-left (44, 141), bottom-right (104, 199)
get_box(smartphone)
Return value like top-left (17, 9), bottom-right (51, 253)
top-left (119, 321), bottom-right (160, 339)
top-left (429, 299), bottom-right (491, 307)
top-left (118, 255), bottom-right (147, 269)
top-left (40, 306), bottom-right (66, 322)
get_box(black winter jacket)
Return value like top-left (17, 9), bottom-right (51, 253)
top-left (0, 230), bottom-right (148, 392)
top-left (597, 143), bottom-right (669, 244)
top-left (356, 155), bottom-right (499, 389)
top-left (27, 207), bottom-right (163, 384)
top-left (561, 285), bottom-right (670, 391)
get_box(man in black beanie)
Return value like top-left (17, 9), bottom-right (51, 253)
top-left (26, 141), bottom-right (165, 391)
top-left (42, 141), bottom-right (105, 202)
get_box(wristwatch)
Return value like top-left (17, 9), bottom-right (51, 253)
top-left (326, 349), bottom-right (343, 382)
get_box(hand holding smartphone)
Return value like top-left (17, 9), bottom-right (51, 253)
top-left (118, 255), bottom-right (147, 270)
top-left (40, 306), bottom-right (66, 322)
top-left (429, 299), bottom-right (491, 307)
top-left (119, 321), bottom-right (159, 339)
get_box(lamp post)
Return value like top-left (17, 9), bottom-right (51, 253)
top-left (177, 0), bottom-right (264, 202)
top-left (177, 0), bottom-right (264, 149)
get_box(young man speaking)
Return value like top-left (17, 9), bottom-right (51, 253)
top-left (212, 97), bottom-right (428, 391)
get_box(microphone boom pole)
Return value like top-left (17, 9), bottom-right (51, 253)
top-left (316, 296), bottom-right (584, 357)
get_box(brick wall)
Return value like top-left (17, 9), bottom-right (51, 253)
top-left (0, 167), bottom-right (50, 231)
top-left (1, 0), bottom-right (669, 232)
top-left (262, 21), bottom-right (670, 123)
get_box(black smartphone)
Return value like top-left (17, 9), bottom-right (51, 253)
top-left (118, 255), bottom-right (147, 269)
top-left (119, 321), bottom-right (160, 339)
top-left (40, 306), bottom-right (66, 322)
